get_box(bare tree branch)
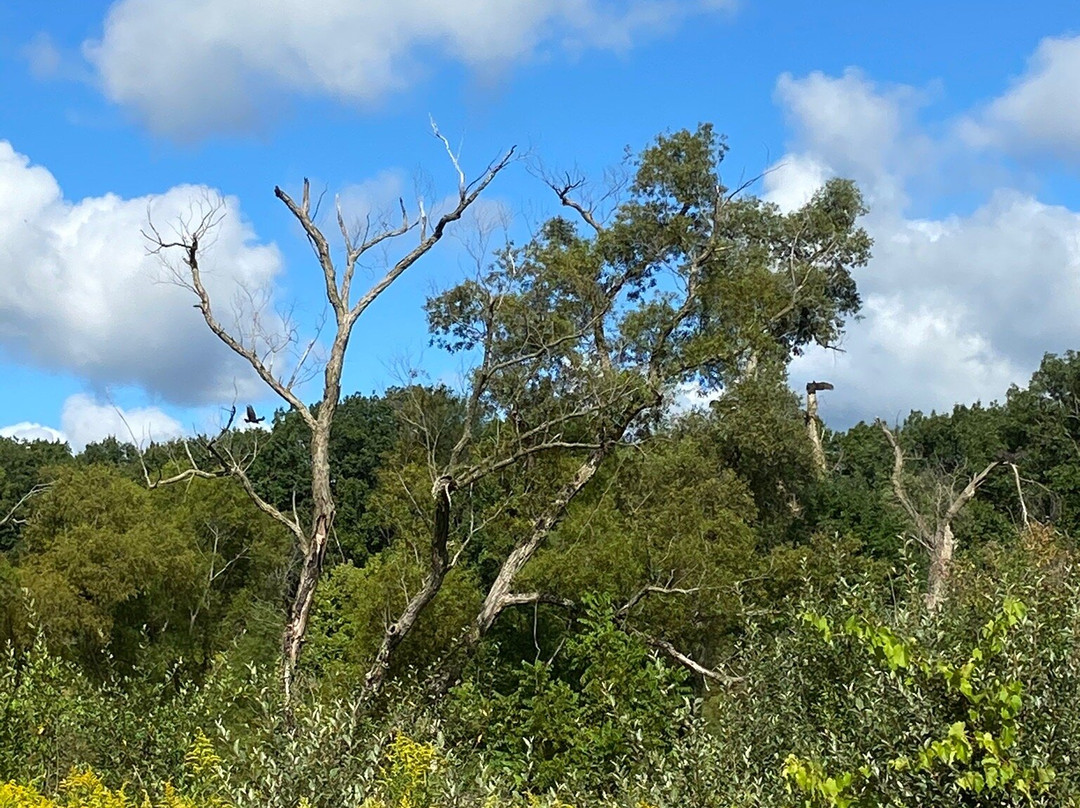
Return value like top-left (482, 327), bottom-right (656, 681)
top-left (346, 144), bottom-right (516, 328)
top-left (616, 585), bottom-right (700, 620)
top-left (943, 460), bottom-right (1000, 524)
top-left (549, 173), bottom-right (602, 233)
top-left (639, 634), bottom-right (742, 686)
top-left (878, 420), bottom-right (932, 548)
top-left (1010, 462), bottom-right (1030, 529)
top-left (145, 208), bottom-right (317, 431)
top-left (143, 133), bottom-right (515, 701)
top-left (274, 179), bottom-right (344, 320)
top-left (500, 592), bottom-right (577, 609)
top-left (0, 483), bottom-right (52, 528)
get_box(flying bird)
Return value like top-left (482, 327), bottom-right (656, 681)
top-left (244, 405), bottom-right (265, 425)
top-left (806, 381), bottom-right (835, 395)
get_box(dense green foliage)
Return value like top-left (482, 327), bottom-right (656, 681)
top-left (5, 126), bottom-right (1080, 806)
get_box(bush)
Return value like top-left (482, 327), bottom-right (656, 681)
top-left (5, 537), bottom-right (1080, 808)
top-left (445, 597), bottom-right (692, 794)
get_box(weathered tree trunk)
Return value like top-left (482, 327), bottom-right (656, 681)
top-left (878, 420), bottom-right (998, 613)
top-left (147, 139), bottom-right (514, 702)
top-left (282, 416), bottom-right (336, 701)
top-left (805, 382), bottom-right (829, 478)
top-left (924, 462), bottom-right (998, 611)
top-left (925, 524), bottom-right (956, 613)
top-left (362, 476), bottom-right (453, 697)
top-left (475, 445), bottom-right (609, 630)
top-left (806, 413), bottom-right (825, 475)
top-left (281, 512), bottom-right (329, 701)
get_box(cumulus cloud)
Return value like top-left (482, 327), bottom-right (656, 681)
top-left (772, 69), bottom-right (935, 210)
top-left (0, 141), bottom-right (285, 405)
top-left (792, 294), bottom-right (1028, 427)
top-left (961, 34), bottom-right (1080, 159)
top-left (84, 0), bottom-right (733, 139)
top-left (0, 395), bottom-right (187, 451)
top-left (60, 394), bottom-right (184, 451)
top-left (770, 64), bottom-right (1080, 427)
top-left (0, 422), bottom-right (67, 444)
top-left (763, 153), bottom-right (830, 213)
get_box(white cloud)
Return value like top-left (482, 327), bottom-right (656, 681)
top-left (772, 69), bottom-right (934, 210)
top-left (60, 394), bottom-right (185, 452)
top-left (22, 33), bottom-right (63, 80)
top-left (0, 422), bottom-right (67, 444)
top-left (763, 153), bottom-right (829, 213)
top-left (0, 141), bottom-right (285, 405)
top-left (961, 34), bottom-right (1080, 159)
top-left (1, 395), bottom-right (186, 452)
top-left (771, 64), bottom-right (1080, 427)
top-left (84, 0), bottom-right (733, 139)
top-left (792, 295), bottom-right (1026, 427)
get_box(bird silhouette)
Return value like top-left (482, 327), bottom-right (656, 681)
top-left (244, 405), bottom-right (265, 425)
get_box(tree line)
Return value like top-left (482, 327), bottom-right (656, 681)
top-left (3, 124), bottom-right (1080, 806)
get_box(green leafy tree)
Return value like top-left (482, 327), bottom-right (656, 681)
top-left (0, 436), bottom-right (71, 551)
top-left (356, 124), bottom-right (870, 696)
top-left (12, 464), bottom-right (288, 673)
top-left (446, 598), bottom-right (692, 793)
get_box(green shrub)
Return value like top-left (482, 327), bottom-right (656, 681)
top-left (445, 597), bottom-right (691, 794)
top-left (5, 539), bottom-right (1080, 808)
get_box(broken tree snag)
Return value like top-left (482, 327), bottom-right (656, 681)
top-left (1001, 460), bottom-right (1029, 529)
top-left (877, 420), bottom-right (999, 612)
top-left (805, 380), bottom-right (834, 478)
top-left (925, 458), bottom-right (1000, 611)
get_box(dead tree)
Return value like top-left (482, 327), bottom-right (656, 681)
top-left (877, 420), bottom-right (999, 611)
top-left (145, 129), bottom-right (515, 700)
top-left (805, 380), bottom-right (833, 477)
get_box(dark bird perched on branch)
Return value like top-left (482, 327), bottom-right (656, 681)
top-left (805, 381), bottom-right (834, 426)
top-left (244, 405), bottom-right (265, 425)
top-left (806, 380), bottom-right (835, 395)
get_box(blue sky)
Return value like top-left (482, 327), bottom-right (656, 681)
top-left (1, 1), bottom-right (1079, 449)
